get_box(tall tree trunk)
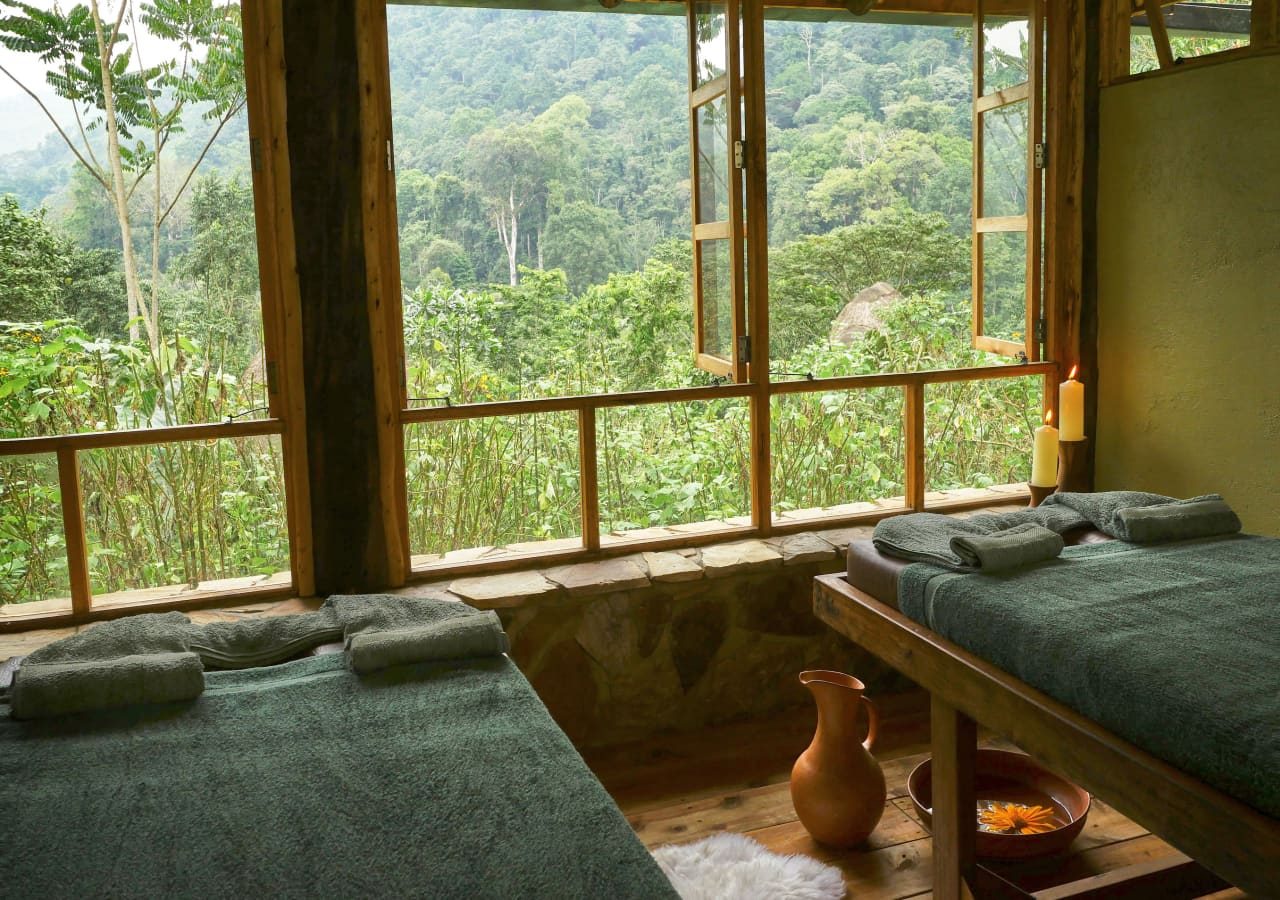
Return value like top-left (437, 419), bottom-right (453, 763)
top-left (90, 0), bottom-right (155, 352)
top-left (506, 188), bottom-right (519, 286)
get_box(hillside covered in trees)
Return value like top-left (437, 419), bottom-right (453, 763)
top-left (0, 3), bottom-right (1037, 605)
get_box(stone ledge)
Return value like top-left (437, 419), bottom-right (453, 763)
top-left (395, 495), bottom-right (1021, 612)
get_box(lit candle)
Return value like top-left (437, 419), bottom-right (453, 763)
top-left (1059, 365), bottom-right (1085, 442)
top-left (1031, 410), bottom-right (1059, 487)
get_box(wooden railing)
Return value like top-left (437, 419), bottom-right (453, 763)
top-left (400, 361), bottom-right (1057, 577)
top-left (0, 418), bottom-right (293, 626)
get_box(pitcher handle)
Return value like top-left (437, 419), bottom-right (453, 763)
top-left (862, 696), bottom-right (879, 753)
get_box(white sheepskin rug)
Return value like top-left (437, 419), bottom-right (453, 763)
top-left (652, 833), bottom-right (847, 900)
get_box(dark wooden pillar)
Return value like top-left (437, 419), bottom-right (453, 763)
top-left (281, 0), bottom-right (392, 594)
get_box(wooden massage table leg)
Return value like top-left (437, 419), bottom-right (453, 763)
top-left (932, 694), bottom-right (978, 900)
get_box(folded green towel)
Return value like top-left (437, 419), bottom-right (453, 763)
top-left (1113, 496), bottom-right (1242, 543)
top-left (10, 652), bottom-right (205, 720)
top-left (949, 523), bottom-right (1065, 572)
top-left (323, 593), bottom-right (477, 636)
top-left (347, 612), bottom-right (509, 674)
top-left (25, 611), bottom-right (194, 664)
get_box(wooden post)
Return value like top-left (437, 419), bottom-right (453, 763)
top-left (904, 382), bottom-right (926, 511)
top-left (242, 0), bottom-right (315, 597)
top-left (1254, 0), bottom-right (1280, 48)
top-left (743, 0), bottom-right (772, 537)
top-left (579, 407), bottom-right (600, 551)
top-left (1143, 0), bottom-right (1176, 69)
top-left (931, 695), bottom-right (977, 900)
top-left (56, 448), bottom-right (92, 616)
top-left (281, 0), bottom-right (398, 594)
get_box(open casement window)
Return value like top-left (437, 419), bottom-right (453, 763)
top-left (688, 0), bottom-right (748, 381)
top-left (971, 0), bottom-right (1045, 360)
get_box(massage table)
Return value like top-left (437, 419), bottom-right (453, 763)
top-left (0, 630), bottom-right (677, 899)
top-left (816, 530), bottom-right (1280, 899)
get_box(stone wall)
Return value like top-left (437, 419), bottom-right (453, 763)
top-left (398, 525), bottom-right (926, 748)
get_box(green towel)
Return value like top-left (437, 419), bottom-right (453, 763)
top-left (25, 611), bottom-right (194, 664)
top-left (189, 610), bottom-right (342, 670)
top-left (949, 523), bottom-right (1065, 572)
top-left (1113, 496), bottom-right (1241, 543)
top-left (347, 612), bottom-right (509, 674)
top-left (10, 652), bottom-right (205, 720)
top-left (323, 593), bottom-right (478, 636)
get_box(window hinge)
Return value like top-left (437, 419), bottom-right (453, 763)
top-left (265, 360), bottom-right (279, 396)
top-left (1034, 143), bottom-right (1048, 170)
top-left (250, 137), bottom-right (262, 174)
top-left (1033, 317), bottom-right (1047, 344)
top-left (386, 138), bottom-right (394, 173)
top-left (733, 140), bottom-right (745, 170)
top-left (737, 334), bottom-right (751, 364)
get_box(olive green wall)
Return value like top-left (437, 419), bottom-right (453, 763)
top-left (1095, 55), bottom-right (1280, 536)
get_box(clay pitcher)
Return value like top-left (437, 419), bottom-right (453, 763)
top-left (790, 670), bottom-right (886, 847)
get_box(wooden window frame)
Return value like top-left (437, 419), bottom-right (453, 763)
top-left (1101, 0), bottom-right (1280, 86)
top-left (971, 0), bottom-right (1045, 361)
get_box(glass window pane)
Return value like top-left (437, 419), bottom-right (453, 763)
top-left (597, 398), bottom-right (748, 538)
top-left (980, 230), bottom-right (1028, 343)
top-left (926, 376), bottom-right (1041, 493)
top-left (771, 389), bottom-right (906, 522)
top-left (981, 100), bottom-right (1028, 219)
top-left (1130, 4), bottom-right (1250, 75)
top-left (698, 239), bottom-right (733, 361)
top-left (405, 413), bottom-right (581, 560)
top-left (983, 15), bottom-right (1030, 94)
top-left (0, 453), bottom-right (71, 614)
top-left (696, 96), bottom-right (730, 224)
top-left (693, 1), bottom-right (727, 87)
top-left (81, 437), bottom-right (291, 601)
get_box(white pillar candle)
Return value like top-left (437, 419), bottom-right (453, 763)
top-left (1031, 411), bottom-right (1059, 487)
top-left (1059, 365), bottom-right (1085, 442)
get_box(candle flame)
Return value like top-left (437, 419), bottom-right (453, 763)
top-left (1068, 364), bottom-right (1079, 380)
top-left (1045, 409), bottom-right (1054, 426)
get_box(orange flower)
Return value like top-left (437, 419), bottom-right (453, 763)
top-left (978, 802), bottom-right (1059, 835)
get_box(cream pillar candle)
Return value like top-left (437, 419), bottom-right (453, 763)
top-left (1031, 410), bottom-right (1059, 487)
top-left (1059, 365), bottom-right (1085, 441)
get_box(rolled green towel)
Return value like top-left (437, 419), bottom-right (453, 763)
top-left (9, 652), bottom-right (205, 720)
top-left (949, 523), bottom-right (1065, 572)
top-left (347, 612), bottom-right (509, 674)
top-left (1114, 496), bottom-right (1242, 543)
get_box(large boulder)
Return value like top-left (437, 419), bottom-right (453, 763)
top-left (828, 281), bottom-right (903, 345)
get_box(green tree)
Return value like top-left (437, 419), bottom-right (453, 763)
top-left (542, 200), bottom-right (624, 294)
top-left (0, 0), bottom-right (247, 349)
top-left (0, 195), bottom-right (73, 321)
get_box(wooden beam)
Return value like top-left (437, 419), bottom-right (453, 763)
top-left (1254, 0), bottom-right (1280, 48)
top-left (1033, 852), bottom-right (1228, 900)
top-left (56, 448), bottom-right (91, 616)
top-left (0, 419), bottom-right (284, 458)
top-left (1099, 0), bottom-right (1132, 85)
top-left (930, 695), bottom-right (977, 900)
top-left (1045, 0), bottom-right (1089, 444)
top-left (238, 0), bottom-right (314, 597)
top-left (904, 382), bottom-right (926, 511)
top-left (356, 0), bottom-right (410, 587)
top-left (579, 407), bottom-right (601, 550)
top-left (744, 0), bottom-right (773, 535)
top-left (281, 0), bottom-right (395, 595)
top-left (1143, 0), bottom-right (1176, 68)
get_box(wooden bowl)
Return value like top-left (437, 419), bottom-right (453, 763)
top-left (908, 749), bottom-right (1090, 860)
